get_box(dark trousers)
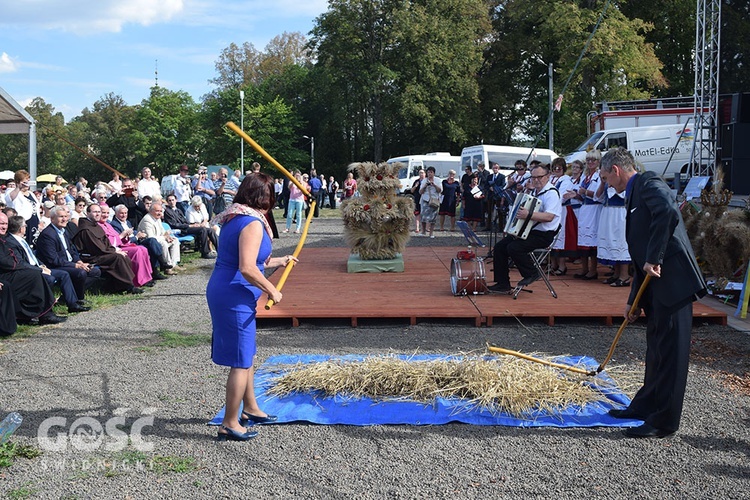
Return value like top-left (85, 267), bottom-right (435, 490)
top-left (627, 295), bottom-right (693, 432)
top-left (139, 237), bottom-right (166, 271)
top-left (328, 192), bottom-right (337, 209)
top-left (46, 269), bottom-right (78, 307)
top-left (183, 226), bottom-right (217, 256)
top-left (54, 266), bottom-right (101, 302)
top-left (492, 230), bottom-right (555, 287)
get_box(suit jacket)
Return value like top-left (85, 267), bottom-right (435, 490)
top-left (36, 223), bottom-right (82, 269)
top-left (138, 213), bottom-right (167, 240)
top-left (163, 205), bottom-right (189, 231)
top-left (625, 171), bottom-right (706, 310)
top-left (0, 235), bottom-right (36, 272)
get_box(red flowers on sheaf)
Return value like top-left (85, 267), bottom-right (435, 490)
top-left (365, 177), bottom-right (370, 181)
top-left (387, 204), bottom-right (392, 209)
top-left (364, 204), bottom-right (370, 211)
top-left (376, 175), bottom-right (383, 180)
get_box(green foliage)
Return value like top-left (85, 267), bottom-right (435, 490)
top-left (0, 441), bottom-right (43, 468)
top-left (149, 455), bottom-right (198, 474)
top-left (153, 329), bottom-right (211, 348)
top-left (3, 1), bottom-right (749, 186)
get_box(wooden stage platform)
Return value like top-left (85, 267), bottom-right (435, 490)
top-left (259, 247), bottom-right (727, 327)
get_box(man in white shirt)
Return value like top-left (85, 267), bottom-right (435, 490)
top-left (489, 164), bottom-right (561, 293)
top-left (173, 165), bottom-right (193, 215)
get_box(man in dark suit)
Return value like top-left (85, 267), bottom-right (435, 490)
top-left (163, 194), bottom-right (217, 258)
top-left (0, 212), bottom-right (65, 325)
top-left (36, 206), bottom-right (102, 302)
top-left (600, 147), bottom-right (707, 438)
top-left (5, 215), bottom-right (89, 313)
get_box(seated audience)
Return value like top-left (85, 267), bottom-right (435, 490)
top-left (5, 215), bottom-right (90, 313)
top-left (138, 201), bottom-right (181, 274)
top-left (110, 205), bottom-right (169, 280)
top-left (164, 194), bottom-right (217, 258)
top-left (0, 211), bottom-right (65, 324)
top-left (72, 204), bottom-right (143, 294)
top-left (99, 205), bottom-right (154, 288)
top-left (36, 206), bottom-right (102, 304)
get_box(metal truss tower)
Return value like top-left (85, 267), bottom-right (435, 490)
top-left (690, 0), bottom-right (722, 178)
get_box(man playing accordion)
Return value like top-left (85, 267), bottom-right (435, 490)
top-left (488, 163), bottom-right (562, 293)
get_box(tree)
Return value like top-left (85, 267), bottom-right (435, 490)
top-left (310, 0), bottom-right (490, 162)
top-left (210, 42), bottom-right (263, 89)
top-left (65, 93), bottom-right (145, 180)
top-left (135, 87), bottom-right (205, 178)
top-left (481, 0), bottom-right (668, 153)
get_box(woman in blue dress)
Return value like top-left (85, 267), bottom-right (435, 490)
top-left (207, 173), bottom-right (297, 441)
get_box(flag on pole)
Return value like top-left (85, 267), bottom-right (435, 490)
top-left (554, 94), bottom-right (564, 112)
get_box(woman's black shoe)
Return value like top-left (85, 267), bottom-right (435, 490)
top-left (217, 425), bottom-right (258, 441)
top-left (240, 411), bottom-right (278, 426)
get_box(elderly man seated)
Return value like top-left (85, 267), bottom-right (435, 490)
top-left (99, 204), bottom-right (154, 288)
top-left (73, 203), bottom-right (143, 294)
top-left (0, 212), bottom-right (65, 324)
top-left (138, 201), bottom-right (182, 274)
top-left (488, 163), bottom-right (562, 293)
top-left (36, 206), bottom-right (102, 304)
top-left (163, 193), bottom-right (217, 258)
top-left (5, 215), bottom-right (90, 313)
top-left (110, 204), bottom-right (169, 280)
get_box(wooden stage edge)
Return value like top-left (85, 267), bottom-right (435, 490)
top-left (258, 247), bottom-right (727, 328)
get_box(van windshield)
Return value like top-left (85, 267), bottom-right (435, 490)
top-left (397, 166), bottom-right (408, 179)
top-left (573, 132), bottom-right (604, 152)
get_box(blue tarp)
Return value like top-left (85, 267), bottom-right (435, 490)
top-left (210, 354), bottom-right (643, 428)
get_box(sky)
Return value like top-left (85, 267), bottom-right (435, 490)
top-left (0, 0), bottom-right (329, 122)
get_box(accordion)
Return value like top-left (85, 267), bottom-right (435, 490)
top-left (504, 193), bottom-right (539, 240)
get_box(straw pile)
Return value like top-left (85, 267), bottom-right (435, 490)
top-left (266, 354), bottom-right (610, 417)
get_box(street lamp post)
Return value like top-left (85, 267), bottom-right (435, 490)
top-left (548, 62), bottom-right (554, 151)
top-left (240, 90), bottom-right (245, 172)
top-left (303, 135), bottom-right (315, 172)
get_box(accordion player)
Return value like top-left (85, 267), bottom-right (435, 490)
top-left (488, 164), bottom-right (562, 292)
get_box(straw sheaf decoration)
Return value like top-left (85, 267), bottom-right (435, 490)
top-left (342, 161), bottom-right (414, 260)
top-left (683, 203), bottom-right (750, 280)
top-left (347, 161), bottom-right (402, 199)
top-left (266, 355), bottom-right (608, 417)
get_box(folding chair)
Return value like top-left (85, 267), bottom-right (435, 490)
top-left (511, 228), bottom-right (561, 300)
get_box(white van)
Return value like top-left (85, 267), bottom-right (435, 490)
top-left (386, 152), bottom-right (462, 193)
top-left (565, 124), bottom-right (694, 180)
top-left (460, 145), bottom-right (559, 176)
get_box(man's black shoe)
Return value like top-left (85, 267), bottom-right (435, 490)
top-left (623, 423), bottom-right (674, 439)
top-left (68, 305), bottom-right (91, 313)
top-left (128, 287), bottom-right (145, 295)
top-left (39, 312), bottom-right (67, 325)
top-left (487, 283), bottom-right (511, 293)
top-left (517, 273), bottom-right (541, 287)
top-left (143, 280), bottom-right (155, 287)
top-left (152, 272), bottom-right (168, 280)
top-left (608, 408), bottom-right (644, 420)
top-left (76, 300), bottom-right (90, 306)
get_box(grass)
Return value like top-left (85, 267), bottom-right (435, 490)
top-left (153, 329), bottom-right (211, 349)
top-left (0, 441), bottom-right (42, 469)
top-left (5, 482), bottom-right (37, 499)
top-left (150, 455), bottom-right (198, 474)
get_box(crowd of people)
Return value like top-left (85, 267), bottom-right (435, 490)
top-left (0, 164), bottom-right (226, 336)
top-left (436, 151), bottom-right (633, 291)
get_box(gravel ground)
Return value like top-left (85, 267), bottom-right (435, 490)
top-left (0, 217), bottom-right (748, 499)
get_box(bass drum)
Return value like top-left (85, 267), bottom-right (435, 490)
top-left (450, 258), bottom-right (488, 296)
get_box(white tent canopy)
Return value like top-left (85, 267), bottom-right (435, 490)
top-left (0, 86), bottom-right (37, 185)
